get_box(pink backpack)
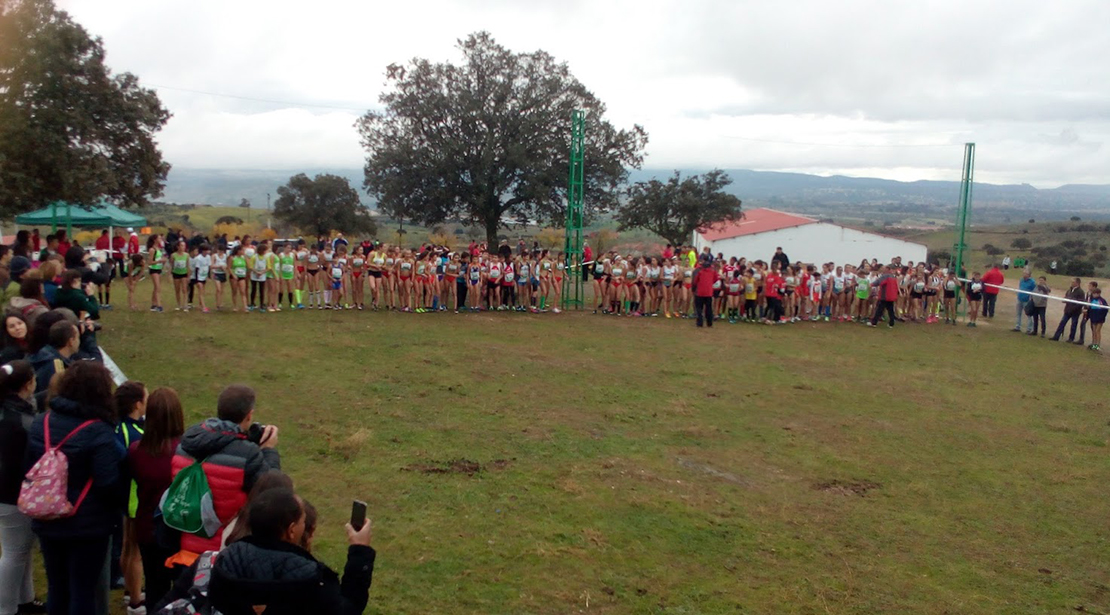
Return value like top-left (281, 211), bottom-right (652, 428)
top-left (18, 413), bottom-right (97, 520)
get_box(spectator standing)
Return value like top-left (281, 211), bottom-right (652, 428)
top-left (771, 247), bottom-right (790, 271)
top-left (1086, 289), bottom-right (1107, 351)
top-left (1028, 277), bottom-right (1050, 337)
top-left (28, 320), bottom-right (81, 398)
top-left (54, 232), bottom-right (71, 260)
top-left (980, 264), bottom-right (1004, 318)
top-left (691, 257), bottom-right (719, 328)
top-left (113, 382), bottom-right (146, 615)
top-left (127, 387), bottom-right (184, 609)
top-left (1015, 271), bottom-right (1036, 332)
top-left (30, 230), bottom-right (40, 254)
top-left (25, 362), bottom-right (123, 615)
top-left (1002, 256), bottom-right (1011, 270)
top-left (1074, 281), bottom-right (1099, 346)
top-left (581, 242), bottom-right (592, 282)
top-left (0, 361), bottom-right (45, 615)
top-left (1050, 278), bottom-right (1086, 342)
top-left (0, 314), bottom-right (30, 363)
top-left (167, 384), bottom-right (281, 568)
top-left (208, 488), bottom-right (375, 615)
top-left (52, 271), bottom-right (100, 321)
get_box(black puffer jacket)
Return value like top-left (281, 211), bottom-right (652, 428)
top-left (0, 394), bottom-right (35, 504)
top-left (208, 535), bottom-right (375, 615)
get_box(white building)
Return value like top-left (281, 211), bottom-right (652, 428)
top-left (693, 208), bottom-right (928, 265)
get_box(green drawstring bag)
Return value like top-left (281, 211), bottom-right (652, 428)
top-left (159, 459), bottom-right (221, 538)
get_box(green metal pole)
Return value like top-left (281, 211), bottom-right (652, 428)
top-left (953, 143), bottom-right (975, 317)
top-left (562, 110), bottom-right (586, 310)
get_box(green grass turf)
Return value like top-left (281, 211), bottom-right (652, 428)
top-left (87, 273), bottom-right (1109, 615)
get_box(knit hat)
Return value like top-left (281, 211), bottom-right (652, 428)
top-left (9, 256), bottom-right (31, 280)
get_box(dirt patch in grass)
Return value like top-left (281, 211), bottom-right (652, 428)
top-left (813, 479), bottom-right (882, 496)
top-left (402, 458), bottom-right (512, 476)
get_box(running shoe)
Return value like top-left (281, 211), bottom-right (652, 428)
top-left (297, 304), bottom-right (305, 309)
top-left (150, 306), bottom-right (158, 312)
top-left (553, 308), bottom-right (561, 313)
top-left (202, 308), bottom-right (209, 314)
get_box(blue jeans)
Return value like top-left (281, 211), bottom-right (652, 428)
top-left (0, 504), bottom-right (35, 615)
top-left (1016, 299), bottom-right (1032, 331)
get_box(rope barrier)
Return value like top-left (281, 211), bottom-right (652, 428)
top-left (957, 277), bottom-right (1092, 308)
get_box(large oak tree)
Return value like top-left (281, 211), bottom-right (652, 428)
top-left (358, 32), bottom-right (648, 245)
top-left (0, 0), bottom-right (171, 216)
top-left (273, 173), bottom-right (376, 237)
top-left (617, 170), bottom-right (743, 247)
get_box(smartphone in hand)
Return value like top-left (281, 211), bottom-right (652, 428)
top-left (350, 500), bottom-right (367, 531)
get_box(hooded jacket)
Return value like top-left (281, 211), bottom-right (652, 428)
top-left (28, 345), bottom-right (70, 396)
top-left (170, 419), bottom-right (281, 557)
top-left (24, 396), bottom-right (124, 539)
top-left (208, 536), bottom-right (375, 615)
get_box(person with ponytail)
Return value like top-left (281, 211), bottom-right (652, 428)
top-left (0, 361), bottom-right (44, 614)
top-left (127, 387), bottom-right (184, 610)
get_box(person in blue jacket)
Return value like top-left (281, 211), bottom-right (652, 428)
top-left (24, 361), bottom-right (123, 615)
top-left (1015, 270), bottom-right (1037, 333)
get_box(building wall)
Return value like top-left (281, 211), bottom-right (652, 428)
top-left (695, 223), bottom-right (927, 265)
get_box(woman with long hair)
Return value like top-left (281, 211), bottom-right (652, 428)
top-left (146, 235), bottom-right (165, 312)
top-left (0, 314), bottom-right (30, 363)
top-left (26, 362), bottom-right (123, 615)
top-left (591, 257), bottom-right (608, 314)
top-left (0, 361), bottom-right (43, 615)
top-left (127, 387), bottom-right (185, 608)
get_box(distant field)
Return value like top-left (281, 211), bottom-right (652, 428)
top-left (89, 270), bottom-right (1110, 615)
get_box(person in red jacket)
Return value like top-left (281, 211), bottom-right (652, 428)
top-left (763, 266), bottom-right (784, 324)
top-left (980, 264), bottom-right (1004, 318)
top-left (167, 384), bottom-right (280, 569)
top-left (691, 256), bottom-right (719, 327)
top-left (868, 265), bottom-right (900, 327)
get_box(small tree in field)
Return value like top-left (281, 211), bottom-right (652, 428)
top-left (617, 170), bottom-right (742, 247)
top-left (535, 227), bottom-right (563, 251)
top-left (273, 173), bottom-right (375, 237)
top-left (591, 228), bottom-right (619, 254)
top-left (1011, 238), bottom-right (1032, 250)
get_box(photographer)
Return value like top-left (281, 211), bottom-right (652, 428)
top-left (52, 270), bottom-right (101, 321)
top-left (167, 384), bottom-right (280, 567)
top-left (209, 488), bottom-right (375, 615)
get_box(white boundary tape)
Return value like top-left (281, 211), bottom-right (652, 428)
top-left (99, 347), bottom-right (128, 386)
top-left (957, 277), bottom-right (1094, 308)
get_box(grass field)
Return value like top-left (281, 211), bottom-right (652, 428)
top-left (81, 269), bottom-right (1110, 615)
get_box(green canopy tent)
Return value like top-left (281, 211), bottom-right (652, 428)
top-left (14, 201), bottom-right (148, 258)
top-left (14, 201), bottom-right (147, 231)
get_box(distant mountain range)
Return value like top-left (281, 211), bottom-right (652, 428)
top-left (159, 167), bottom-right (1110, 224)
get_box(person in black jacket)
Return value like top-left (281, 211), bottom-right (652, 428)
top-left (0, 313), bottom-right (30, 364)
top-left (24, 362), bottom-right (124, 615)
top-left (1051, 277), bottom-right (1087, 342)
top-left (0, 361), bottom-right (45, 615)
top-left (208, 488), bottom-right (375, 615)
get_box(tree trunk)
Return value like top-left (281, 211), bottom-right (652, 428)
top-left (484, 213), bottom-right (500, 248)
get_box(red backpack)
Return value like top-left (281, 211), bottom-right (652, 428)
top-left (18, 413), bottom-right (96, 520)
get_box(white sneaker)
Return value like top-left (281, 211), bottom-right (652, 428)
top-left (126, 604), bottom-right (147, 615)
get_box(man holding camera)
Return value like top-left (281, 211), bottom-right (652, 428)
top-left (168, 384), bottom-right (281, 566)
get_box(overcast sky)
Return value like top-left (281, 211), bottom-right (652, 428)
top-left (58, 0), bottom-right (1109, 187)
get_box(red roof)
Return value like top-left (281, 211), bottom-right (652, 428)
top-left (697, 208), bottom-right (816, 241)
